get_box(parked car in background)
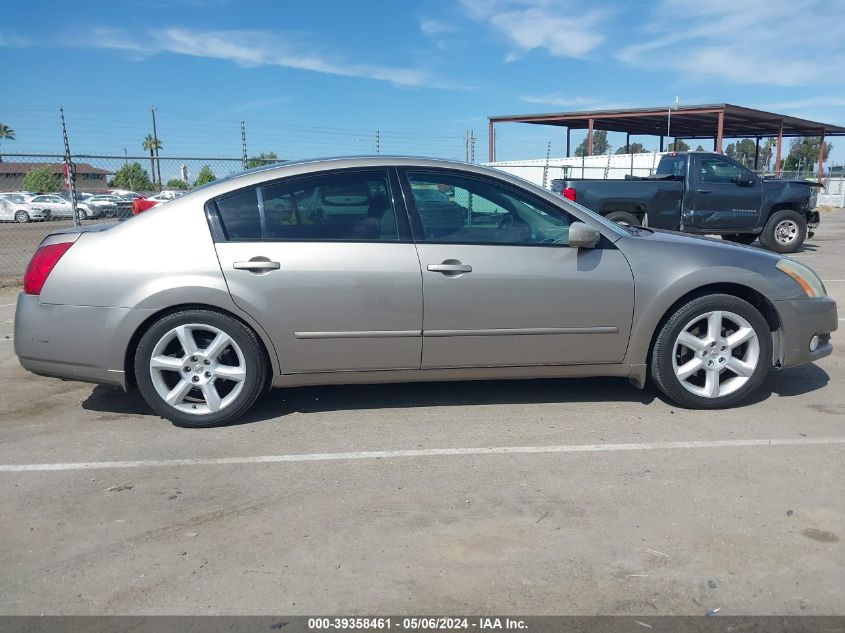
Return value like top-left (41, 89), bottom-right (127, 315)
top-left (28, 194), bottom-right (93, 220)
top-left (14, 157), bottom-right (837, 427)
top-left (0, 197), bottom-right (49, 222)
top-left (0, 193), bottom-right (49, 222)
top-left (87, 194), bottom-right (133, 218)
top-left (131, 190), bottom-right (186, 215)
top-left (552, 152), bottom-right (822, 253)
top-left (108, 189), bottom-right (144, 199)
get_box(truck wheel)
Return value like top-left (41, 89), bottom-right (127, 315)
top-left (722, 234), bottom-right (757, 245)
top-left (605, 211), bottom-right (641, 226)
top-left (759, 209), bottom-right (806, 253)
top-left (650, 293), bottom-right (772, 409)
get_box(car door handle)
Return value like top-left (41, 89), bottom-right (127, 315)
top-left (427, 262), bottom-right (472, 275)
top-left (233, 259), bottom-right (281, 272)
top-left (696, 189), bottom-right (712, 194)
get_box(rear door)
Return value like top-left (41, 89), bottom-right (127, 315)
top-left (688, 154), bottom-right (763, 231)
top-left (211, 168), bottom-right (423, 374)
top-left (401, 168), bottom-right (635, 369)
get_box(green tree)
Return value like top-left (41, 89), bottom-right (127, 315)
top-left (574, 130), bottom-right (610, 156)
top-left (783, 136), bottom-right (833, 174)
top-left (246, 151), bottom-right (281, 168)
top-left (142, 134), bottom-right (163, 185)
top-left (725, 139), bottom-right (758, 169)
top-left (111, 162), bottom-right (155, 191)
top-left (22, 166), bottom-right (62, 193)
top-left (166, 178), bottom-right (189, 190)
top-left (194, 165), bottom-right (216, 186)
top-left (666, 139), bottom-right (690, 152)
top-left (615, 142), bottom-right (646, 154)
top-left (0, 123), bottom-right (14, 160)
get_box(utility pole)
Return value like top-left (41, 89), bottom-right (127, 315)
top-left (375, 129), bottom-right (380, 154)
top-left (470, 131), bottom-right (476, 163)
top-left (151, 106), bottom-right (162, 189)
top-left (123, 148), bottom-right (128, 166)
top-left (465, 131), bottom-right (470, 162)
top-left (60, 107), bottom-right (80, 228)
top-left (240, 120), bottom-right (248, 170)
top-left (542, 141), bottom-right (552, 188)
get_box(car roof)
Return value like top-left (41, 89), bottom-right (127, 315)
top-left (191, 155), bottom-right (537, 199)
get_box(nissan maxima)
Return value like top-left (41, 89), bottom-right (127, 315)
top-left (14, 157), bottom-right (837, 427)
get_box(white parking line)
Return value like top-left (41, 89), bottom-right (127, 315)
top-left (0, 303), bottom-right (16, 307)
top-left (1, 437), bottom-right (843, 473)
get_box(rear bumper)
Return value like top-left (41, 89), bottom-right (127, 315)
top-left (774, 297), bottom-right (837, 368)
top-left (14, 293), bottom-right (155, 389)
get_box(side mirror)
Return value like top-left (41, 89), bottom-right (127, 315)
top-left (735, 174), bottom-right (755, 187)
top-left (569, 222), bottom-right (600, 249)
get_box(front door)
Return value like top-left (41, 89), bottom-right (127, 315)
top-left (212, 169), bottom-right (423, 374)
top-left (401, 169), bottom-right (635, 369)
top-left (689, 154), bottom-right (763, 231)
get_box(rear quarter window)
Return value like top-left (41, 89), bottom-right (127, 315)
top-left (215, 189), bottom-right (262, 240)
top-left (656, 155), bottom-right (686, 177)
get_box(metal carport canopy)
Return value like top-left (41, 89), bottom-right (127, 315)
top-left (487, 103), bottom-right (845, 175)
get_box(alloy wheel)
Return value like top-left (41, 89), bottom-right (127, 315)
top-left (671, 310), bottom-right (760, 399)
top-left (774, 219), bottom-right (798, 245)
top-left (149, 323), bottom-right (247, 415)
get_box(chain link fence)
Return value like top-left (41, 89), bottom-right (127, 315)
top-left (0, 154), bottom-right (248, 283)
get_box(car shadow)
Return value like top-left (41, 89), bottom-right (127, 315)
top-left (81, 363), bottom-right (831, 427)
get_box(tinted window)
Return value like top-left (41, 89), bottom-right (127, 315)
top-left (216, 189), bottom-right (262, 240)
top-left (699, 156), bottom-right (751, 184)
top-left (262, 170), bottom-right (398, 241)
top-left (656, 155), bottom-right (686, 177)
top-left (407, 171), bottom-right (572, 246)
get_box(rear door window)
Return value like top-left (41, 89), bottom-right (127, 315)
top-left (215, 189), bottom-right (262, 240)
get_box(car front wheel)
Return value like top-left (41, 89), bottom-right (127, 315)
top-left (135, 309), bottom-right (268, 427)
top-left (14, 211), bottom-right (29, 223)
top-left (650, 294), bottom-right (772, 409)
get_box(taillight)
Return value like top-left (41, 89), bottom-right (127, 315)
top-left (562, 187), bottom-right (576, 201)
top-left (23, 242), bottom-right (74, 295)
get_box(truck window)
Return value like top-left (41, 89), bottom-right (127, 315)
top-left (656, 155), bottom-right (685, 177)
top-left (699, 156), bottom-right (751, 184)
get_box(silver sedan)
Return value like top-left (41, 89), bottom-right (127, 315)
top-left (15, 157), bottom-right (838, 427)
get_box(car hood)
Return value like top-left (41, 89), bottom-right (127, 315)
top-left (628, 226), bottom-right (782, 261)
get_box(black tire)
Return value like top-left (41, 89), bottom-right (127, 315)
top-left (650, 294), bottom-right (772, 409)
top-left (77, 209), bottom-right (88, 221)
top-left (759, 209), bottom-right (806, 253)
top-left (135, 309), bottom-right (269, 427)
top-left (722, 233), bottom-right (757, 245)
top-left (14, 210), bottom-right (29, 223)
top-left (807, 231), bottom-right (815, 239)
top-left (605, 211), bottom-right (641, 226)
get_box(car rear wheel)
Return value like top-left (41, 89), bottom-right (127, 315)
top-left (605, 211), bottom-right (641, 226)
top-left (77, 209), bottom-right (88, 220)
top-left (650, 294), bottom-right (772, 409)
top-left (722, 233), bottom-right (757, 245)
top-left (135, 309), bottom-right (268, 427)
top-left (14, 210), bottom-right (29, 223)
top-left (759, 209), bottom-right (806, 253)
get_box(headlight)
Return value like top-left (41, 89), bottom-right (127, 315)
top-left (776, 259), bottom-right (827, 298)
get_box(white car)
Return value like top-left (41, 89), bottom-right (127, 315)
top-left (148, 190), bottom-right (185, 202)
top-left (0, 194), bottom-right (49, 222)
top-left (28, 194), bottom-right (95, 220)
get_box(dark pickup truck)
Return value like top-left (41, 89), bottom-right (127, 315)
top-left (550, 151), bottom-right (822, 253)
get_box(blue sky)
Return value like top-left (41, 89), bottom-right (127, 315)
top-left (2, 0), bottom-right (844, 164)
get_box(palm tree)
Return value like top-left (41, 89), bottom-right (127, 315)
top-left (0, 123), bottom-right (15, 161)
top-left (142, 133), bottom-right (163, 186)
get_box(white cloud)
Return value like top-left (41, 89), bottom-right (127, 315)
top-left (617, 0), bottom-right (845, 86)
top-left (419, 18), bottom-right (458, 38)
top-left (459, 0), bottom-right (608, 59)
top-left (0, 32), bottom-right (30, 48)
top-left (520, 95), bottom-right (627, 109)
top-left (85, 27), bottom-right (436, 88)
